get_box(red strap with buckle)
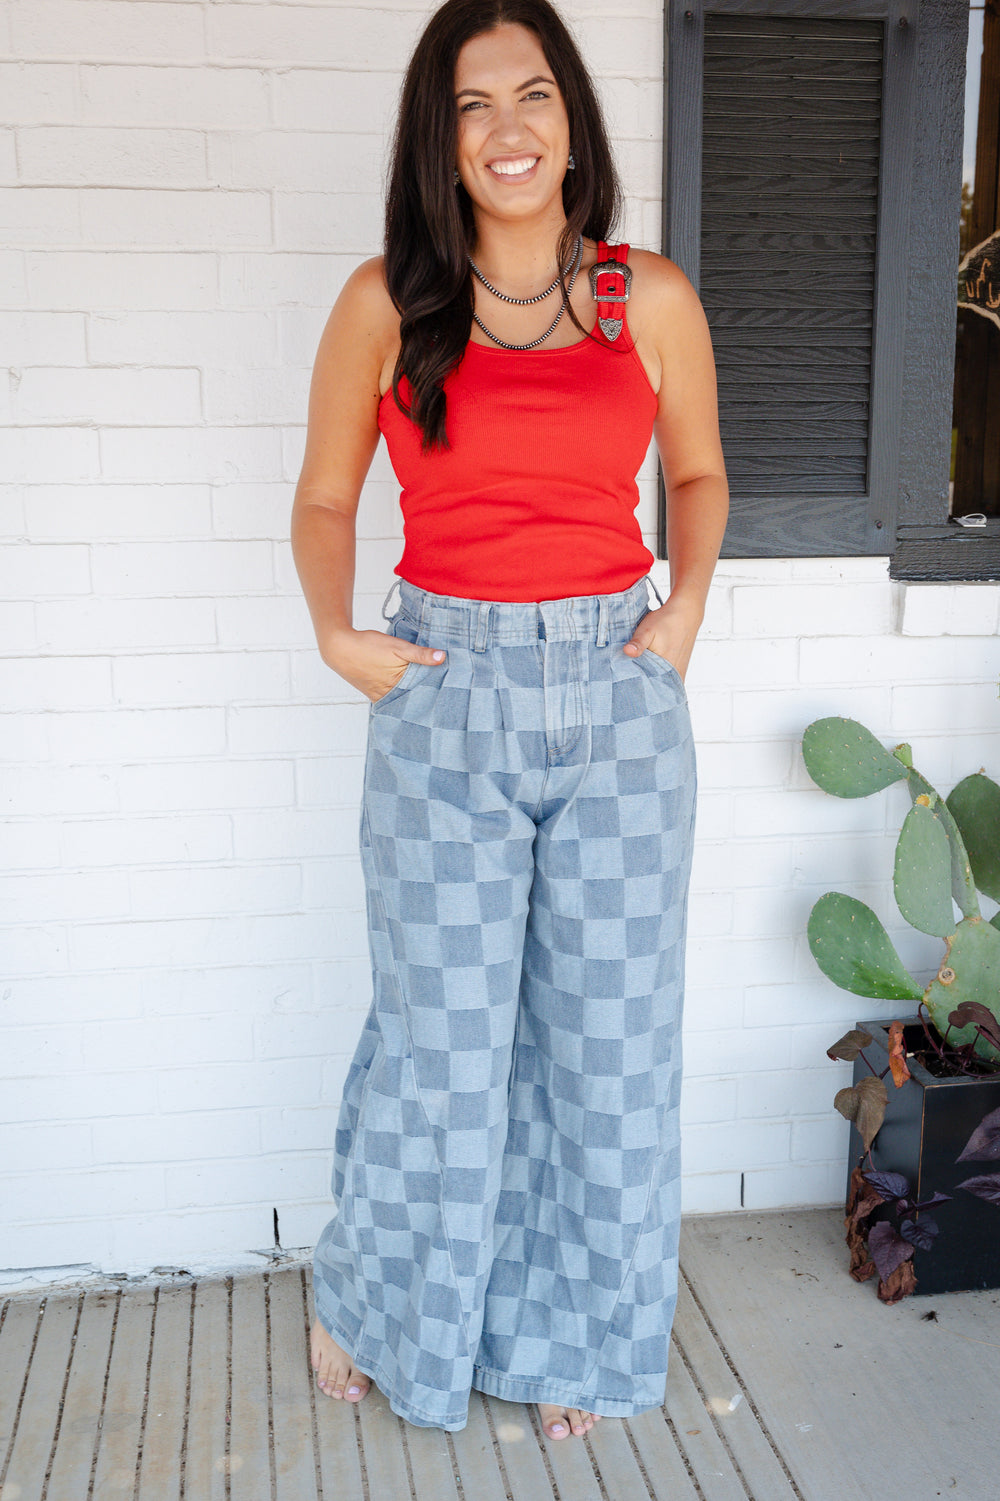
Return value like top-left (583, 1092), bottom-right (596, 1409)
top-left (590, 241), bottom-right (632, 343)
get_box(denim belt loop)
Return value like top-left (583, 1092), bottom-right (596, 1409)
top-left (596, 595), bottom-right (610, 648)
top-left (473, 601), bottom-right (493, 652)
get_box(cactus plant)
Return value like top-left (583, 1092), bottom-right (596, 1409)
top-left (803, 717), bottom-right (1000, 1065)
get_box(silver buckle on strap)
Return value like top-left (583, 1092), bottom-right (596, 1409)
top-left (589, 260), bottom-right (631, 341)
top-left (588, 260), bottom-right (632, 304)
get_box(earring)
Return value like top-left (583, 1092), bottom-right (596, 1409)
top-left (567, 151), bottom-right (576, 171)
top-left (454, 169), bottom-right (461, 186)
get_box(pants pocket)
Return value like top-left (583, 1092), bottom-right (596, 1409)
top-left (369, 611), bottom-right (427, 711)
top-left (636, 647), bottom-right (687, 709)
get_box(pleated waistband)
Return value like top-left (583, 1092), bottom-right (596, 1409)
top-left (386, 575), bottom-right (660, 649)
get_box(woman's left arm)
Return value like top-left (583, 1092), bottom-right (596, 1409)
top-left (624, 253), bottom-right (729, 679)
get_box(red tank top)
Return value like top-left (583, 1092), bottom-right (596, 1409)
top-left (378, 243), bottom-right (658, 602)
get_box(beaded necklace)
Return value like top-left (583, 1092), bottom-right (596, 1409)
top-left (469, 236), bottom-right (584, 352)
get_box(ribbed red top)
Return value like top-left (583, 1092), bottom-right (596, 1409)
top-left (378, 245), bottom-right (657, 603)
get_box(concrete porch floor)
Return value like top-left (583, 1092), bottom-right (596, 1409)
top-left (2, 1207), bottom-right (998, 1501)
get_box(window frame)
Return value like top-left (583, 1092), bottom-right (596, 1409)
top-left (658, 0), bottom-right (1000, 580)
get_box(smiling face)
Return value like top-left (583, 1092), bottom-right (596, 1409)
top-left (454, 23), bottom-right (571, 227)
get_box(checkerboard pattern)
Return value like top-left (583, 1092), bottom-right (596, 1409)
top-left (313, 579), bottom-right (696, 1430)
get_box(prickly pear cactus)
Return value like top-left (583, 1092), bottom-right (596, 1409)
top-left (893, 800), bottom-right (954, 938)
top-left (905, 768), bottom-right (980, 918)
top-left (923, 917), bottom-right (1000, 1053)
top-left (947, 772), bottom-right (1000, 904)
top-left (803, 717), bottom-right (1000, 1065)
top-left (802, 717), bottom-right (907, 799)
top-left (808, 893), bottom-right (923, 1002)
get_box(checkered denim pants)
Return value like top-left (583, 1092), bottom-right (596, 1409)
top-left (313, 576), bottom-right (696, 1430)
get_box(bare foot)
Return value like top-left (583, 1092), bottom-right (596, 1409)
top-left (310, 1319), bottom-right (371, 1402)
top-left (537, 1403), bottom-right (603, 1439)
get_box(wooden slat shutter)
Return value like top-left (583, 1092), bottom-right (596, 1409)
top-left (665, 0), bottom-right (916, 558)
top-left (703, 16), bottom-right (881, 502)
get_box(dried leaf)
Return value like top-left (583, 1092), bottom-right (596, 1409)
top-left (853, 1075), bottom-right (888, 1151)
top-left (948, 1003), bottom-right (1000, 1056)
top-left (849, 1250), bottom-right (878, 1283)
top-left (846, 1226), bottom-right (878, 1281)
top-left (846, 1164), bottom-right (884, 1226)
top-left (887, 1020), bottom-right (911, 1088)
top-left (868, 1220), bottom-right (916, 1281)
top-left (955, 1173), bottom-right (1000, 1206)
top-left (835, 1086), bottom-right (860, 1122)
top-left (835, 1079), bottom-right (889, 1153)
top-left (844, 1165), bottom-right (879, 1280)
top-left (957, 1105), bottom-right (1000, 1163)
top-left (862, 1167), bottom-right (910, 1202)
top-left (877, 1256), bottom-right (918, 1304)
top-left (827, 1028), bottom-right (874, 1062)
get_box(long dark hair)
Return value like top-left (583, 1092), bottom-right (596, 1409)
top-left (384, 0), bottom-right (622, 449)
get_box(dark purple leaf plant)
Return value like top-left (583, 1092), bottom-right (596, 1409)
top-left (828, 1030), bottom-right (1000, 1302)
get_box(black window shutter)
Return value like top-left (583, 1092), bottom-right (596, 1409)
top-left (703, 17), bottom-right (881, 511)
top-left (664, 0), bottom-right (917, 559)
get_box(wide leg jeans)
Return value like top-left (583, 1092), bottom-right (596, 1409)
top-left (313, 576), bottom-right (697, 1431)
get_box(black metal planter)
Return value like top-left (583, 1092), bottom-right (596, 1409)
top-left (848, 1020), bottom-right (1000, 1295)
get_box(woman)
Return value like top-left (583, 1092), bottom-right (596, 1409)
top-left (292, 0), bottom-right (728, 1442)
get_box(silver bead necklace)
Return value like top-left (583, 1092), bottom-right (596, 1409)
top-left (470, 236), bottom-right (584, 352)
top-left (468, 238), bottom-right (579, 305)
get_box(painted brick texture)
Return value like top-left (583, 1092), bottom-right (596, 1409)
top-left (3, 0), bottom-right (1000, 1281)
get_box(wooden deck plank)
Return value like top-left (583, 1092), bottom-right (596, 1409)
top-left (664, 1333), bottom-right (750, 1500)
top-left (2, 1295), bottom-right (79, 1500)
top-left (679, 1212), bottom-right (878, 1499)
top-left (0, 1300), bottom-right (40, 1462)
top-left (46, 1288), bottom-right (118, 1500)
top-left (267, 1268), bottom-right (320, 1501)
top-left (403, 1417), bottom-right (462, 1498)
top-left (524, 1403), bottom-right (606, 1501)
top-left (681, 1208), bottom-right (1000, 1501)
top-left (5, 1209), bottom-right (996, 1501)
top-left (356, 1382), bottom-right (411, 1497)
top-left (451, 1391), bottom-right (511, 1501)
top-left (91, 1285), bottom-right (156, 1498)
top-left (183, 1278), bottom-right (229, 1501)
top-left (679, 1215), bottom-right (849, 1500)
top-left (303, 1278), bottom-right (366, 1501)
top-left (673, 1275), bottom-right (799, 1501)
top-left (315, 1401), bottom-right (366, 1501)
top-left (137, 1283), bottom-right (193, 1501)
top-left (483, 1396), bottom-right (556, 1500)
top-left (228, 1271), bottom-right (273, 1499)
top-left (585, 1409), bottom-right (660, 1501)
top-left (624, 1406), bottom-right (703, 1501)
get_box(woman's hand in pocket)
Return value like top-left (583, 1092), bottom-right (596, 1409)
top-left (323, 628), bottom-right (446, 703)
top-left (623, 597), bottom-right (702, 682)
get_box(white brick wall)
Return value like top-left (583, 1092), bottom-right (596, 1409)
top-left (3, 0), bottom-right (999, 1283)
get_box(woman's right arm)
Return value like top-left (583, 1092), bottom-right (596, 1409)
top-left (291, 257), bottom-right (446, 702)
